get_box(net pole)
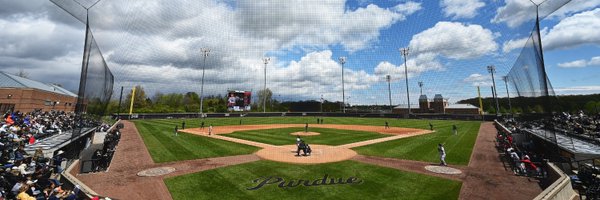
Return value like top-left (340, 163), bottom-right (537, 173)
top-left (117, 86), bottom-right (123, 119)
top-left (129, 87), bottom-right (136, 118)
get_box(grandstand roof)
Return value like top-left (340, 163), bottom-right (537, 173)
top-left (0, 71), bottom-right (77, 97)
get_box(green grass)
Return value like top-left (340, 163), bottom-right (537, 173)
top-left (164, 160), bottom-right (462, 200)
top-left (353, 121), bottom-right (481, 165)
top-left (133, 120), bottom-right (260, 163)
top-left (141, 116), bottom-right (467, 129)
top-left (133, 117), bottom-right (480, 164)
top-left (223, 127), bottom-right (390, 146)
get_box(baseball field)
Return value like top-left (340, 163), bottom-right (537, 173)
top-left (129, 117), bottom-right (480, 199)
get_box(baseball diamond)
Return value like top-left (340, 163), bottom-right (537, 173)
top-left (66, 117), bottom-right (545, 200)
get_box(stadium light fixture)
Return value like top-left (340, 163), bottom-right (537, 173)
top-left (487, 65), bottom-right (500, 116)
top-left (400, 47), bottom-right (411, 116)
top-left (339, 57), bottom-right (347, 113)
top-left (262, 57), bottom-right (270, 113)
top-left (200, 48), bottom-right (210, 116)
top-left (503, 76), bottom-right (513, 116)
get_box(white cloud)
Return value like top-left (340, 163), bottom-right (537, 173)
top-left (374, 52), bottom-right (442, 81)
top-left (491, 0), bottom-right (537, 28)
top-left (269, 50), bottom-right (379, 101)
top-left (493, 0), bottom-right (600, 29)
top-left (440, 0), bottom-right (485, 19)
top-left (549, 0), bottom-right (600, 19)
top-left (557, 56), bottom-right (600, 68)
top-left (236, 0), bottom-right (422, 52)
top-left (0, 16), bottom-right (83, 60)
top-left (554, 85), bottom-right (600, 95)
top-left (502, 37), bottom-right (529, 53)
top-left (409, 21), bottom-right (498, 59)
top-left (15, 0), bottom-right (421, 101)
top-left (463, 73), bottom-right (492, 86)
top-left (543, 8), bottom-right (600, 50)
top-left (373, 21), bottom-right (495, 82)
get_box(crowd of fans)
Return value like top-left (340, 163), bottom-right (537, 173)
top-left (545, 111), bottom-right (600, 144)
top-left (509, 111), bottom-right (600, 144)
top-left (495, 121), bottom-right (546, 178)
top-left (0, 110), bottom-right (94, 199)
top-left (497, 111), bottom-right (600, 199)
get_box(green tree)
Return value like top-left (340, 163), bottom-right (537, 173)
top-left (257, 88), bottom-right (273, 112)
top-left (486, 105), bottom-right (496, 114)
top-left (533, 105), bottom-right (544, 113)
top-left (583, 101), bottom-right (598, 114)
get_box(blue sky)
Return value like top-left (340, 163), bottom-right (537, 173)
top-left (0, 0), bottom-right (599, 105)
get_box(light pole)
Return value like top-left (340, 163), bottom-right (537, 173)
top-left (487, 65), bottom-right (500, 116)
top-left (503, 76), bottom-right (513, 116)
top-left (339, 57), bottom-right (346, 113)
top-left (386, 75), bottom-right (392, 113)
top-left (400, 47), bottom-right (411, 116)
top-left (199, 48), bottom-right (210, 116)
top-left (262, 57), bottom-right (270, 113)
top-left (320, 95), bottom-right (324, 113)
top-left (418, 81), bottom-right (424, 96)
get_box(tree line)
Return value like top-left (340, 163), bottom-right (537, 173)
top-left (457, 93), bottom-right (600, 114)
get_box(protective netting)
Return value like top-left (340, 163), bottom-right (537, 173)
top-left (506, 24), bottom-right (555, 98)
top-left (48, 0), bottom-right (576, 114)
top-left (505, 0), bottom-right (572, 113)
top-left (79, 28), bottom-right (114, 116)
top-left (51, 0), bottom-right (114, 117)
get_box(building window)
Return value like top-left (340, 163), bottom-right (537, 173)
top-left (45, 100), bottom-right (52, 106)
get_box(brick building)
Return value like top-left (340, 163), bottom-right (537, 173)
top-left (393, 94), bottom-right (480, 115)
top-left (0, 71), bottom-right (77, 113)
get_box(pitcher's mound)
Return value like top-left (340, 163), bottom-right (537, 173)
top-left (424, 165), bottom-right (462, 175)
top-left (255, 145), bottom-right (356, 164)
top-left (137, 167), bottom-right (176, 177)
top-left (290, 131), bottom-right (321, 136)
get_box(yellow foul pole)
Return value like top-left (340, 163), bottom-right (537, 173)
top-left (129, 87), bottom-right (136, 115)
top-left (477, 86), bottom-right (483, 115)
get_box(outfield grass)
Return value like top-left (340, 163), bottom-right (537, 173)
top-left (353, 121), bottom-right (481, 165)
top-left (134, 117), bottom-right (480, 164)
top-left (164, 160), bottom-right (462, 200)
top-left (142, 116), bottom-right (468, 129)
top-left (223, 127), bottom-right (391, 145)
top-left (133, 120), bottom-right (260, 163)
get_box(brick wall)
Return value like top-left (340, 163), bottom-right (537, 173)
top-left (0, 88), bottom-right (77, 113)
